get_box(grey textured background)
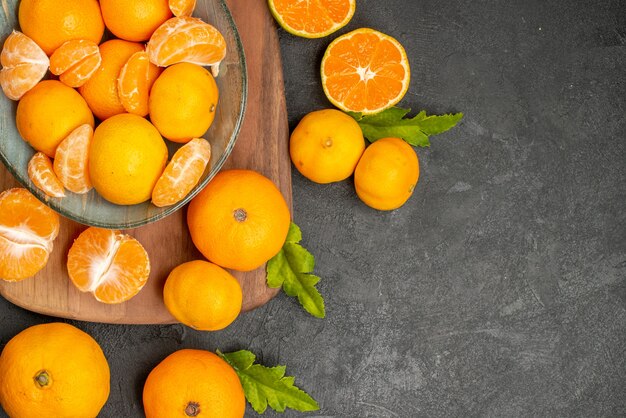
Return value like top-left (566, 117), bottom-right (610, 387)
top-left (2, 0), bottom-right (626, 417)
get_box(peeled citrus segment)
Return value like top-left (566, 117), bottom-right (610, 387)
top-left (146, 16), bottom-right (226, 68)
top-left (169, 0), bottom-right (196, 16)
top-left (152, 138), bottom-right (211, 207)
top-left (67, 227), bottom-right (151, 304)
top-left (53, 124), bottom-right (93, 194)
top-left (49, 39), bottom-right (102, 87)
top-left (0, 31), bottom-right (49, 100)
top-left (269, 0), bottom-right (355, 38)
top-left (118, 51), bottom-right (161, 116)
top-left (0, 188), bottom-right (60, 281)
top-left (321, 28), bottom-right (410, 115)
top-left (28, 152), bottom-right (66, 198)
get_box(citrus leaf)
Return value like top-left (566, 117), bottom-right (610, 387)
top-left (218, 349), bottom-right (320, 414)
top-left (267, 223), bottom-right (325, 318)
top-left (348, 106), bottom-right (463, 147)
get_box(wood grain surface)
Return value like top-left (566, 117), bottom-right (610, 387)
top-left (0, 0), bottom-right (291, 324)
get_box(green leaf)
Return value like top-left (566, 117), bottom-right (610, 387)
top-left (267, 223), bottom-right (325, 318)
top-left (348, 106), bottom-right (463, 147)
top-left (218, 349), bottom-right (320, 414)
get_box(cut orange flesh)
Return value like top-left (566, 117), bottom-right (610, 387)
top-left (67, 227), bottom-right (151, 304)
top-left (118, 51), bottom-right (161, 116)
top-left (28, 152), bottom-right (66, 198)
top-left (152, 138), bottom-right (211, 207)
top-left (321, 28), bottom-right (410, 114)
top-left (146, 16), bottom-right (226, 68)
top-left (0, 31), bottom-right (49, 100)
top-left (0, 188), bottom-right (60, 281)
top-left (268, 0), bottom-right (355, 38)
top-left (49, 39), bottom-right (102, 88)
top-left (53, 124), bottom-right (93, 194)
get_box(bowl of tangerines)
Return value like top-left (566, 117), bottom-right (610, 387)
top-left (0, 0), bottom-right (246, 228)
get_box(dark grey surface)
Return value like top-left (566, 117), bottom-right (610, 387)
top-left (2, 0), bottom-right (626, 417)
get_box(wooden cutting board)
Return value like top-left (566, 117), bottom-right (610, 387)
top-left (0, 0), bottom-right (291, 324)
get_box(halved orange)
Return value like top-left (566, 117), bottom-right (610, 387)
top-left (146, 16), bottom-right (226, 68)
top-left (67, 227), bottom-right (151, 304)
top-left (49, 40), bottom-right (102, 88)
top-left (152, 138), bottom-right (211, 207)
top-left (53, 124), bottom-right (93, 194)
top-left (321, 28), bottom-right (410, 115)
top-left (268, 0), bottom-right (355, 38)
top-left (118, 51), bottom-right (161, 116)
top-left (0, 188), bottom-right (60, 281)
top-left (0, 31), bottom-right (49, 100)
top-left (28, 152), bottom-right (65, 198)
top-left (169, 0), bottom-right (196, 17)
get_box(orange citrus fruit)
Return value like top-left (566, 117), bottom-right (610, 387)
top-left (67, 227), bottom-right (151, 304)
top-left (290, 109), bottom-right (365, 183)
top-left (321, 28), bottom-right (410, 114)
top-left (149, 62), bottom-right (218, 142)
top-left (146, 16), bottom-right (227, 68)
top-left (187, 169), bottom-right (290, 271)
top-left (28, 152), bottom-right (65, 198)
top-left (0, 31), bottom-right (48, 100)
top-left (118, 51), bottom-right (161, 116)
top-left (143, 349), bottom-right (245, 418)
top-left (268, 0), bottom-right (356, 38)
top-left (354, 137), bottom-right (420, 210)
top-left (54, 124), bottom-right (93, 194)
top-left (0, 323), bottom-right (110, 418)
top-left (169, 0), bottom-right (196, 17)
top-left (163, 260), bottom-right (242, 331)
top-left (78, 39), bottom-right (144, 121)
top-left (18, 0), bottom-right (104, 56)
top-left (49, 39), bottom-right (102, 88)
top-left (16, 80), bottom-right (94, 157)
top-left (152, 138), bottom-right (211, 207)
top-left (90, 113), bottom-right (168, 205)
top-left (100, 0), bottom-right (172, 42)
top-left (0, 188), bottom-right (60, 281)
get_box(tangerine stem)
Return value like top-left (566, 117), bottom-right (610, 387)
top-left (185, 402), bottom-right (200, 417)
top-left (233, 208), bottom-right (247, 222)
top-left (34, 370), bottom-right (51, 388)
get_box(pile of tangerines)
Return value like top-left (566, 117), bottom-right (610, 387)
top-left (0, 0), bottom-right (427, 416)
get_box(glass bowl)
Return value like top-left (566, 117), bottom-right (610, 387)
top-left (0, 0), bottom-right (247, 229)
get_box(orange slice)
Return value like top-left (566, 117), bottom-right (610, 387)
top-left (53, 124), bottom-right (93, 194)
top-left (321, 28), bottom-right (410, 115)
top-left (0, 188), bottom-right (60, 281)
top-left (146, 16), bottom-right (226, 68)
top-left (0, 31), bottom-right (49, 100)
top-left (151, 138), bottom-right (211, 207)
top-left (67, 227), bottom-right (151, 304)
top-left (118, 51), bottom-right (161, 116)
top-left (268, 0), bottom-right (355, 38)
top-left (27, 152), bottom-right (66, 198)
top-left (49, 39), bottom-right (102, 88)
top-left (169, 0), bottom-right (196, 17)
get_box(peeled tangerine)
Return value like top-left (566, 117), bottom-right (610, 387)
top-left (67, 227), bottom-right (150, 304)
top-left (118, 51), bottom-right (162, 117)
top-left (0, 31), bottom-right (48, 100)
top-left (49, 39), bottom-right (102, 88)
top-left (0, 188), bottom-right (60, 281)
top-left (54, 124), bottom-right (94, 194)
top-left (28, 152), bottom-right (66, 198)
top-left (146, 16), bottom-right (226, 69)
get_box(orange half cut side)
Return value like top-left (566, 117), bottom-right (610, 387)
top-left (321, 28), bottom-right (410, 114)
top-left (269, 0), bottom-right (356, 38)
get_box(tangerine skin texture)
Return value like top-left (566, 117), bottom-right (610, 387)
top-left (0, 323), bottom-right (110, 418)
top-left (289, 108), bottom-right (365, 184)
top-left (187, 169), bottom-right (291, 271)
top-left (143, 349), bottom-right (245, 418)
